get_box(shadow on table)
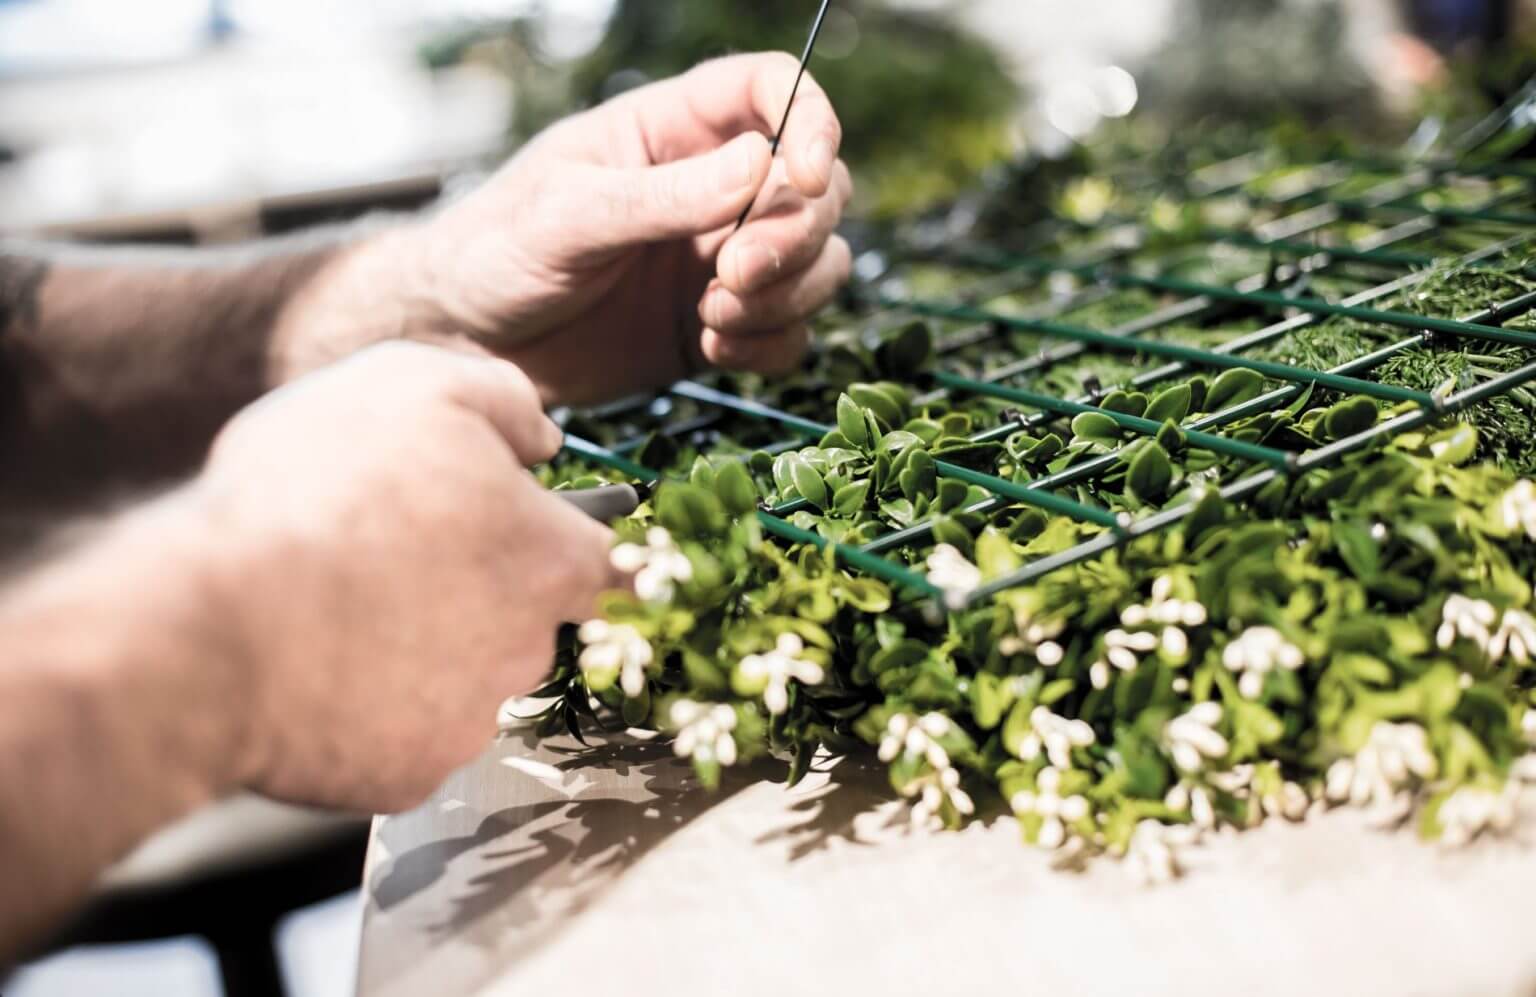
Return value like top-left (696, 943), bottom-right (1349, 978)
top-left (364, 724), bottom-right (818, 989)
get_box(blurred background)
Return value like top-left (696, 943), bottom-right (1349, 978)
top-left (2, 0), bottom-right (1534, 994)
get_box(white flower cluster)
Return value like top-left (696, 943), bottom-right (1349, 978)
top-left (1090, 577), bottom-right (1206, 689)
top-left (879, 712), bottom-right (974, 828)
top-left (1222, 626), bottom-right (1305, 699)
top-left (1124, 819), bottom-right (1199, 887)
top-left (1437, 784), bottom-right (1518, 847)
top-left (1325, 721), bottom-right (1437, 823)
top-left (737, 633), bottom-right (825, 715)
top-left (1015, 706), bottom-right (1096, 769)
top-left (925, 544), bottom-right (982, 608)
top-left (669, 699), bottom-right (738, 767)
top-left (1164, 702), bottom-right (1229, 774)
top-left (610, 527), bottom-right (693, 604)
top-left (1436, 595), bottom-right (1536, 666)
top-left (1164, 780), bottom-right (1218, 830)
top-left (1501, 480), bottom-right (1536, 541)
top-left (1011, 765), bottom-right (1090, 850)
top-left (576, 620), bottom-right (654, 697)
top-left (998, 615), bottom-right (1066, 668)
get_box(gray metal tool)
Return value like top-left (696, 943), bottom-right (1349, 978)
top-left (557, 483), bottom-right (645, 522)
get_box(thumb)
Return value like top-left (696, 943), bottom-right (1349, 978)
top-left (584, 132), bottom-right (772, 249)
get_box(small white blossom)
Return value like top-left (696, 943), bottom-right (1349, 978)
top-left (1164, 779), bottom-right (1218, 830)
top-left (577, 620), bottom-right (654, 697)
top-left (1260, 780), bottom-right (1312, 822)
top-left (879, 713), bottom-right (973, 827)
top-left (1120, 575), bottom-right (1209, 629)
top-left (1015, 706), bottom-right (1096, 768)
top-left (878, 712), bottom-right (954, 770)
top-left (1522, 709), bottom-right (1536, 746)
top-left (1164, 702), bottom-right (1229, 773)
top-left (738, 633), bottom-right (825, 715)
top-left (909, 765), bottom-right (976, 829)
top-left (1011, 765), bottom-right (1091, 849)
top-left (669, 700), bottom-right (738, 767)
top-left (1489, 609), bottom-right (1536, 666)
top-left (1325, 721), bottom-right (1437, 819)
top-left (1501, 480), bottom-right (1536, 541)
top-left (998, 616), bottom-right (1066, 668)
top-left (610, 527), bottom-right (694, 604)
top-left (1437, 594), bottom-right (1498, 656)
top-left (1438, 783), bottom-right (1518, 848)
top-left (1093, 578), bottom-right (1203, 685)
top-left (1222, 626), bottom-right (1305, 699)
top-left (926, 544), bottom-right (982, 608)
top-left (1124, 819), bottom-right (1199, 887)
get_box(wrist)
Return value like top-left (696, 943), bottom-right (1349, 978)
top-left (267, 220), bottom-right (444, 384)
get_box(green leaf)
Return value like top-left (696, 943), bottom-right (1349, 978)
top-left (1071, 411), bottom-right (1121, 447)
top-left (833, 480), bottom-right (871, 516)
top-left (654, 483), bottom-right (728, 538)
top-left (975, 527), bottom-right (1022, 579)
top-left (1205, 367), bottom-right (1266, 412)
top-left (899, 448), bottom-right (938, 501)
top-left (714, 460), bottom-right (759, 516)
top-left (837, 393), bottom-right (872, 449)
top-left (791, 460), bottom-right (829, 510)
top-left (931, 516), bottom-right (975, 557)
top-left (850, 383), bottom-right (905, 430)
top-left (936, 478), bottom-right (970, 512)
top-left (1144, 384), bottom-right (1192, 425)
top-left (1126, 441), bottom-right (1174, 499)
top-left (1100, 390), bottom-right (1148, 418)
top-left (688, 456), bottom-right (716, 490)
top-left (1322, 396), bottom-right (1378, 441)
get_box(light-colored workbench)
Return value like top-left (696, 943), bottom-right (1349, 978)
top-left (357, 704), bottom-right (1536, 997)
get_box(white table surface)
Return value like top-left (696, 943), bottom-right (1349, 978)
top-left (357, 710), bottom-right (1536, 997)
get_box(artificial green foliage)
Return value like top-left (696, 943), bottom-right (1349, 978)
top-left (538, 111), bottom-right (1536, 879)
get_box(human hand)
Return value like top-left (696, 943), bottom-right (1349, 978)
top-left (408, 52), bottom-right (854, 406)
top-left (196, 342), bottom-right (619, 812)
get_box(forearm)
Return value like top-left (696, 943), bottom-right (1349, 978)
top-left (0, 225), bottom-right (425, 508)
top-left (0, 488), bottom-right (244, 960)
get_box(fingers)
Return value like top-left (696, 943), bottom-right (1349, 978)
top-left (718, 158), bottom-right (853, 296)
top-left (519, 479), bottom-right (629, 623)
top-left (581, 132), bottom-right (772, 249)
top-left (624, 53), bottom-right (843, 199)
top-left (340, 343), bottom-right (563, 467)
top-left (701, 324), bottom-right (812, 377)
top-left (680, 53), bottom-right (844, 198)
top-left (701, 235), bottom-right (852, 337)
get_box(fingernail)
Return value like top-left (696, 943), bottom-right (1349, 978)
top-left (720, 137), bottom-right (757, 194)
top-left (807, 135), bottom-right (835, 186)
top-left (730, 242), bottom-right (777, 291)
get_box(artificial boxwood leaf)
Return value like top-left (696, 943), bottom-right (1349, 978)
top-left (833, 480), bottom-right (871, 516)
top-left (1204, 367), bottom-right (1266, 412)
top-left (655, 483), bottom-right (728, 538)
top-left (791, 460), bottom-right (829, 510)
top-left (1071, 411), bottom-right (1121, 447)
top-left (1100, 390), bottom-right (1148, 418)
top-left (837, 393), bottom-right (872, 449)
top-left (975, 527), bottom-right (1022, 579)
top-left (1322, 396), bottom-right (1378, 441)
top-left (714, 460), bottom-right (759, 516)
top-left (932, 515), bottom-right (975, 557)
top-left (936, 478), bottom-right (971, 512)
top-left (1126, 441), bottom-right (1174, 499)
top-left (850, 383), bottom-right (905, 430)
top-left (1144, 383), bottom-right (1192, 425)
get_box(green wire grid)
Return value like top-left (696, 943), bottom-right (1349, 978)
top-left (558, 102), bottom-right (1536, 611)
